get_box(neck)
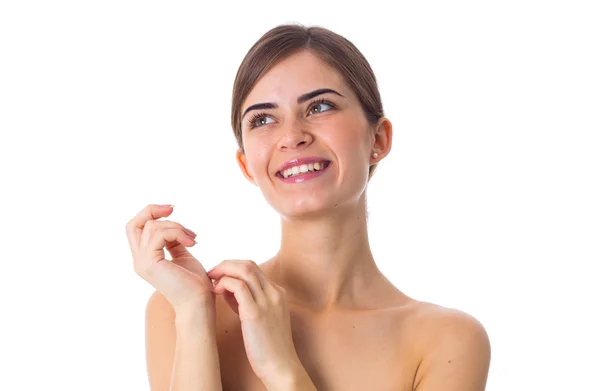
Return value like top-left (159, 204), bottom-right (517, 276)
top-left (263, 192), bottom-right (386, 313)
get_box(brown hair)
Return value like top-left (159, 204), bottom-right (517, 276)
top-left (231, 23), bottom-right (385, 180)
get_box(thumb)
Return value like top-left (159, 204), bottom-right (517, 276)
top-left (166, 241), bottom-right (208, 277)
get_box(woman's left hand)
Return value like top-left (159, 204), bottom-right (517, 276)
top-left (207, 260), bottom-right (303, 388)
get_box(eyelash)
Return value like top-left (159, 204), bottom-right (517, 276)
top-left (246, 97), bottom-right (336, 129)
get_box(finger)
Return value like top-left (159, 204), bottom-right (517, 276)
top-left (250, 264), bottom-right (281, 301)
top-left (165, 240), bottom-right (194, 260)
top-left (156, 220), bottom-right (198, 239)
top-left (162, 224), bottom-right (197, 239)
top-left (156, 220), bottom-right (197, 238)
top-left (133, 229), bottom-right (201, 305)
top-left (221, 290), bottom-right (240, 315)
top-left (146, 227), bottom-right (196, 265)
top-left (138, 220), bottom-right (203, 277)
top-left (208, 260), bottom-right (280, 301)
top-left (138, 220), bottom-right (197, 262)
top-left (140, 219), bottom-right (197, 250)
top-left (169, 250), bottom-right (208, 277)
top-left (207, 260), bottom-right (267, 305)
top-left (213, 276), bottom-right (259, 319)
top-left (248, 265), bottom-right (281, 302)
top-left (126, 204), bottom-right (174, 251)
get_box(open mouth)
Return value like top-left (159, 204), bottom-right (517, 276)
top-left (276, 160), bottom-right (331, 179)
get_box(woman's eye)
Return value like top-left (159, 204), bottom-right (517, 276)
top-left (309, 102), bottom-right (334, 114)
top-left (248, 100), bottom-right (334, 129)
top-left (253, 115), bottom-right (274, 128)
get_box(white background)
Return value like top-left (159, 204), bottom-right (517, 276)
top-left (1, 1), bottom-right (598, 390)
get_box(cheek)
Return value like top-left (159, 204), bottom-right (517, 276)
top-left (324, 118), bottom-right (367, 149)
top-left (325, 119), bottom-right (372, 173)
top-left (244, 141), bottom-right (272, 176)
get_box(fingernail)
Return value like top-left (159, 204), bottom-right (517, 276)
top-left (161, 204), bottom-right (174, 208)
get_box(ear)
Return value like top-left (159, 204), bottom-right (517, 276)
top-left (371, 117), bottom-right (393, 159)
top-left (236, 148), bottom-right (257, 186)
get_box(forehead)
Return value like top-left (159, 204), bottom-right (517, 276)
top-left (242, 50), bottom-right (349, 108)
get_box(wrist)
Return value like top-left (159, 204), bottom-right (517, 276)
top-left (174, 297), bottom-right (216, 327)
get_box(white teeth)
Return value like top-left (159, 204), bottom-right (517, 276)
top-left (281, 161), bottom-right (328, 178)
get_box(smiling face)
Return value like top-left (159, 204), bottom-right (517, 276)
top-left (236, 50), bottom-right (378, 219)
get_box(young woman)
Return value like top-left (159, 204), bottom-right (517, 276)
top-left (126, 24), bottom-right (491, 391)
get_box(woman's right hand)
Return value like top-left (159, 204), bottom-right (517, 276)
top-left (126, 204), bottom-right (214, 313)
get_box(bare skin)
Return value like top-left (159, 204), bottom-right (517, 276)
top-left (147, 260), bottom-right (490, 391)
top-left (215, 259), bottom-right (419, 391)
top-left (145, 50), bottom-right (491, 390)
top-left (213, 260), bottom-right (489, 391)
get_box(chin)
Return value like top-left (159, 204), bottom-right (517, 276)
top-left (274, 197), bottom-right (337, 220)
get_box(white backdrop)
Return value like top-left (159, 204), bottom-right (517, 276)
top-left (1, 1), bottom-right (598, 390)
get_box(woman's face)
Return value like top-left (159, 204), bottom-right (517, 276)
top-left (236, 50), bottom-right (376, 219)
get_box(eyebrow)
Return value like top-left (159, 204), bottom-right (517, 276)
top-left (241, 88), bottom-right (345, 120)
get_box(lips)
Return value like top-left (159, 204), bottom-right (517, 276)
top-left (276, 160), bottom-right (332, 182)
top-left (276, 156), bottom-right (331, 176)
top-left (276, 160), bottom-right (331, 178)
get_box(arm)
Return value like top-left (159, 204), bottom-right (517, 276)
top-left (413, 309), bottom-right (491, 391)
top-left (279, 365), bottom-right (318, 391)
top-left (171, 306), bottom-right (223, 391)
top-left (261, 360), bottom-right (317, 391)
top-left (146, 291), bottom-right (223, 391)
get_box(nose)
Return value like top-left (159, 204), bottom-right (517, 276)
top-left (277, 117), bottom-right (313, 151)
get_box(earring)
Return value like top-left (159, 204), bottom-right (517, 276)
top-left (372, 152), bottom-right (378, 158)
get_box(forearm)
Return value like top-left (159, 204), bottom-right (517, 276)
top-left (170, 307), bottom-right (223, 391)
top-left (264, 361), bottom-right (318, 391)
top-left (284, 371), bottom-right (318, 391)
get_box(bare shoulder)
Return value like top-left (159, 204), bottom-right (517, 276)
top-left (405, 300), bottom-right (490, 343)
top-left (403, 300), bottom-right (491, 391)
top-left (145, 290), bottom-right (176, 391)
